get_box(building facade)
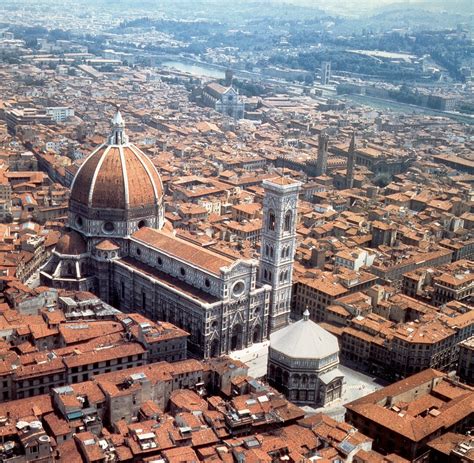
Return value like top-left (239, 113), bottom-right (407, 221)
top-left (346, 132), bottom-right (356, 189)
top-left (321, 61), bottom-right (331, 85)
top-left (202, 83), bottom-right (244, 119)
top-left (458, 337), bottom-right (474, 386)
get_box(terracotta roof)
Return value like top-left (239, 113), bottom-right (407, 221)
top-left (346, 370), bottom-right (474, 442)
top-left (132, 227), bottom-right (235, 276)
top-left (95, 239), bottom-right (120, 251)
top-left (70, 142), bottom-right (163, 211)
top-left (55, 230), bottom-right (87, 255)
top-left (266, 176), bottom-right (300, 186)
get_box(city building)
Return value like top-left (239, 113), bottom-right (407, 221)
top-left (346, 132), bottom-right (356, 189)
top-left (5, 107), bottom-right (54, 135)
top-left (458, 337), bottom-right (474, 386)
top-left (345, 369), bottom-right (474, 462)
top-left (45, 106), bottom-right (75, 123)
top-left (267, 309), bottom-right (344, 406)
top-left (315, 131), bottom-right (329, 177)
top-left (202, 83), bottom-right (244, 119)
top-left (41, 111), bottom-right (303, 358)
top-left (259, 176), bottom-right (301, 331)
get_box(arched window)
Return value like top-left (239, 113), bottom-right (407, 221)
top-left (270, 246), bottom-right (274, 258)
top-left (268, 210), bottom-right (276, 231)
top-left (293, 374), bottom-right (300, 386)
top-left (284, 210), bottom-right (292, 232)
top-left (263, 269), bottom-right (268, 280)
top-left (281, 246), bottom-right (290, 258)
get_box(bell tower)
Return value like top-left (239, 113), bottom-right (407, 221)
top-left (315, 131), bottom-right (329, 177)
top-left (260, 177), bottom-right (301, 332)
top-left (346, 132), bottom-right (356, 189)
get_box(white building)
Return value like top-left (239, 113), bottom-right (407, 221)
top-left (46, 107), bottom-right (74, 123)
top-left (267, 310), bottom-right (344, 406)
top-left (259, 177), bottom-right (301, 332)
top-left (335, 249), bottom-right (376, 272)
top-left (202, 83), bottom-right (244, 120)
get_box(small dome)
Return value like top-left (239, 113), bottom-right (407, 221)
top-left (270, 315), bottom-right (339, 360)
top-left (55, 230), bottom-right (87, 255)
top-left (95, 239), bottom-right (120, 251)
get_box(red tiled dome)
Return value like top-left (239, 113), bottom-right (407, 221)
top-left (55, 230), bottom-right (87, 255)
top-left (95, 239), bottom-right (120, 251)
top-left (70, 111), bottom-right (163, 212)
top-left (70, 144), bottom-right (163, 210)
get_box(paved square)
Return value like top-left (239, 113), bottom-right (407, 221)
top-left (230, 340), bottom-right (386, 421)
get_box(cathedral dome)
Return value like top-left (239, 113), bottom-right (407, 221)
top-left (70, 112), bottom-right (163, 212)
top-left (55, 230), bottom-right (87, 255)
top-left (69, 110), bottom-right (165, 237)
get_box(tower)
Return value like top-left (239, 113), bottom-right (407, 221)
top-left (321, 61), bottom-right (331, 85)
top-left (225, 68), bottom-right (234, 87)
top-left (346, 132), bottom-right (356, 189)
top-left (260, 177), bottom-right (301, 332)
top-left (315, 131), bottom-right (329, 177)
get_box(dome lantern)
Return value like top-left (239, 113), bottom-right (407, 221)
top-left (108, 108), bottom-right (129, 145)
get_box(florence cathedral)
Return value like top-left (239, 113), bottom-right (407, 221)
top-left (40, 110), bottom-right (301, 358)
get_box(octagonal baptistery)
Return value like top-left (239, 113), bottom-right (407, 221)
top-left (267, 310), bottom-right (344, 407)
top-left (69, 110), bottom-right (164, 242)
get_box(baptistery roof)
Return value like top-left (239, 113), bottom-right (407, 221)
top-left (270, 310), bottom-right (339, 360)
top-left (70, 110), bottom-right (163, 212)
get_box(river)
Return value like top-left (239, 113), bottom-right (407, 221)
top-left (161, 60), bottom-right (225, 79)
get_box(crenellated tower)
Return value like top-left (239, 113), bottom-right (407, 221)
top-left (315, 131), bottom-right (329, 177)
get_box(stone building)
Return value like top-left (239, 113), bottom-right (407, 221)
top-left (267, 310), bottom-right (344, 407)
top-left (202, 83), bottom-right (244, 119)
top-left (315, 132), bottom-right (329, 177)
top-left (458, 337), bottom-right (474, 386)
top-left (41, 111), bottom-right (300, 358)
top-left (345, 369), bottom-right (474, 462)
